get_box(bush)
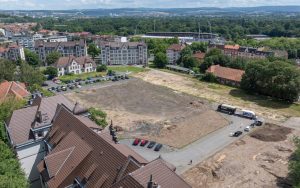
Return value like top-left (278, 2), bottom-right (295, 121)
top-left (88, 107), bottom-right (108, 128)
top-left (43, 67), bottom-right (58, 80)
top-left (202, 72), bottom-right (217, 83)
top-left (97, 64), bottom-right (107, 72)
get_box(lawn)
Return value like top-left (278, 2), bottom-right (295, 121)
top-left (107, 65), bottom-right (148, 73)
top-left (59, 72), bottom-right (106, 83)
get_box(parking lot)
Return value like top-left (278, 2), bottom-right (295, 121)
top-left (43, 74), bottom-right (129, 94)
top-left (120, 112), bottom-right (256, 174)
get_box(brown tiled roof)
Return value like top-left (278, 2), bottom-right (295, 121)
top-left (167, 44), bottom-right (185, 51)
top-left (54, 56), bottom-right (96, 69)
top-left (39, 106), bottom-right (148, 188)
top-left (0, 80), bottom-right (30, 101)
top-left (6, 106), bottom-right (38, 145)
top-left (113, 158), bottom-right (191, 188)
top-left (193, 52), bottom-right (206, 60)
top-left (7, 95), bottom-right (90, 146)
top-left (206, 65), bottom-right (245, 82)
top-left (39, 105), bottom-right (190, 188)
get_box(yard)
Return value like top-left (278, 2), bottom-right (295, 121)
top-left (107, 65), bottom-right (148, 73)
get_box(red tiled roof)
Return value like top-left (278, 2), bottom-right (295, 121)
top-left (167, 44), bottom-right (185, 51)
top-left (206, 65), bottom-right (245, 82)
top-left (224, 45), bottom-right (240, 50)
top-left (193, 52), bottom-right (206, 60)
top-left (0, 80), bottom-right (30, 101)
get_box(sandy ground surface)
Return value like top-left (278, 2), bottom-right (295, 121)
top-left (182, 123), bottom-right (298, 188)
top-left (134, 69), bottom-right (299, 122)
top-left (65, 79), bottom-right (228, 148)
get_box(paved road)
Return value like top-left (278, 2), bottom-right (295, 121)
top-left (120, 113), bottom-right (254, 174)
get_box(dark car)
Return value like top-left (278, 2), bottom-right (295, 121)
top-left (147, 141), bottom-right (156, 149)
top-left (255, 120), bottom-right (263, 126)
top-left (154, 144), bottom-right (163, 151)
top-left (132, 138), bottom-right (141, 146)
top-left (125, 75), bottom-right (129, 79)
top-left (233, 131), bottom-right (243, 137)
top-left (42, 82), bottom-right (49, 87)
top-left (140, 140), bottom-right (148, 147)
top-left (56, 88), bottom-right (61, 92)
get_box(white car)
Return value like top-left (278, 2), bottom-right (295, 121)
top-left (244, 126), bottom-right (251, 132)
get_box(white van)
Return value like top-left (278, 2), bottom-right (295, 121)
top-left (241, 110), bottom-right (256, 119)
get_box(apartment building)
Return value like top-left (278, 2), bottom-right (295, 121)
top-left (54, 56), bottom-right (96, 76)
top-left (166, 43), bottom-right (186, 64)
top-left (35, 39), bottom-right (87, 64)
top-left (0, 44), bottom-right (25, 61)
top-left (98, 41), bottom-right (148, 65)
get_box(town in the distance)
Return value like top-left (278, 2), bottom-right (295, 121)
top-left (0, 4), bottom-right (300, 188)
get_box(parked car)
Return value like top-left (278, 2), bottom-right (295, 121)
top-left (140, 140), bottom-right (148, 147)
top-left (69, 85), bottom-right (75, 90)
top-left (147, 141), bottom-right (156, 149)
top-left (42, 82), bottom-right (49, 87)
top-left (132, 138), bottom-right (141, 146)
top-left (125, 75), bottom-right (129, 79)
top-left (47, 88), bottom-right (52, 91)
top-left (232, 131), bottom-right (243, 137)
top-left (154, 144), bottom-right (163, 151)
top-left (244, 126), bottom-right (251, 132)
top-left (76, 85), bottom-right (82, 88)
top-left (61, 86), bottom-right (67, 91)
top-left (255, 119), bottom-right (264, 126)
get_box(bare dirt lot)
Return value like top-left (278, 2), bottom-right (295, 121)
top-left (65, 79), bottom-right (228, 148)
top-left (182, 123), bottom-right (298, 188)
top-left (134, 69), bottom-right (300, 122)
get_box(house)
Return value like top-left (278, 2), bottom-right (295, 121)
top-left (192, 51), bottom-right (206, 62)
top-left (166, 43), bottom-right (185, 64)
top-left (5, 95), bottom-right (99, 185)
top-left (0, 44), bottom-right (25, 61)
top-left (53, 56), bottom-right (97, 76)
top-left (0, 80), bottom-right (30, 102)
top-left (223, 45), bottom-right (240, 57)
top-left (97, 41), bottom-right (148, 65)
top-left (206, 65), bottom-right (245, 86)
top-left (34, 39), bottom-right (87, 64)
top-left (37, 105), bottom-right (191, 188)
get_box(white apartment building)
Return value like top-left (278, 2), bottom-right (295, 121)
top-left (0, 44), bottom-right (25, 61)
top-left (98, 41), bottom-right (147, 65)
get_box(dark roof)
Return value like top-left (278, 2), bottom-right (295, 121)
top-left (35, 39), bottom-right (85, 48)
top-left (98, 41), bottom-right (147, 49)
top-left (53, 56), bottom-right (96, 69)
top-left (38, 106), bottom-right (190, 188)
top-left (167, 44), bottom-right (185, 51)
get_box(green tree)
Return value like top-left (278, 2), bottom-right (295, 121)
top-left (97, 64), bottom-right (107, 72)
top-left (190, 42), bottom-right (208, 53)
top-left (18, 62), bottom-right (45, 88)
top-left (24, 49), bottom-right (40, 67)
top-left (0, 59), bottom-right (16, 81)
top-left (183, 56), bottom-right (198, 69)
top-left (289, 137), bottom-right (300, 187)
top-left (88, 107), bottom-right (108, 128)
top-left (241, 60), bottom-right (300, 102)
top-left (88, 43), bottom-right (100, 60)
top-left (45, 51), bottom-right (61, 66)
top-left (154, 52), bottom-right (168, 68)
top-left (43, 66), bottom-right (58, 79)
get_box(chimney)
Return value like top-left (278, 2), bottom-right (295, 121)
top-left (36, 111), bottom-right (43, 123)
top-left (147, 175), bottom-right (160, 188)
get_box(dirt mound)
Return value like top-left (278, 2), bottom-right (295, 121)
top-left (250, 123), bottom-right (292, 142)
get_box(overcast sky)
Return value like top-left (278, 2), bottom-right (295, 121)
top-left (0, 0), bottom-right (300, 10)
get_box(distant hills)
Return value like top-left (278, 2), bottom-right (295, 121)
top-left (1, 6), bottom-right (300, 17)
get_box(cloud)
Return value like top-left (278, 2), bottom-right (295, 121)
top-left (0, 0), bottom-right (299, 10)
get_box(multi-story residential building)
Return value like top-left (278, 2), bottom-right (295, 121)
top-left (34, 39), bottom-right (87, 64)
top-left (54, 56), bottom-right (97, 76)
top-left (209, 43), bottom-right (275, 59)
top-left (166, 43), bottom-right (186, 64)
top-left (5, 95), bottom-right (97, 186)
top-left (0, 44), bottom-right (25, 61)
top-left (98, 41), bottom-right (148, 65)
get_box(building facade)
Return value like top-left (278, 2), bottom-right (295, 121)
top-left (54, 56), bottom-right (97, 76)
top-left (98, 41), bottom-right (148, 65)
top-left (166, 44), bottom-right (185, 64)
top-left (34, 39), bottom-right (87, 64)
top-left (0, 44), bottom-right (25, 61)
